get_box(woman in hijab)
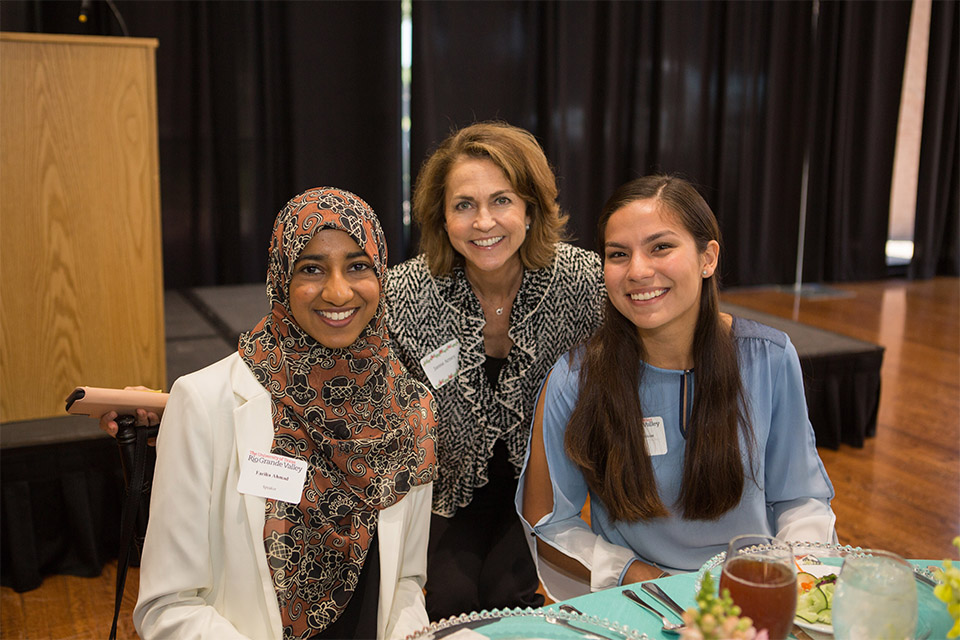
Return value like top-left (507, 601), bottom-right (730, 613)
top-left (133, 187), bottom-right (437, 640)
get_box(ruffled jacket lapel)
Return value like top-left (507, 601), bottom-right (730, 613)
top-left (446, 262), bottom-right (555, 475)
top-left (444, 268), bottom-right (486, 411)
top-left (498, 260), bottom-right (551, 431)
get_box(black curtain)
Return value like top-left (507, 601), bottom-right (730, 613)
top-left (2, 0), bottom-right (403, 288)
top-left (532, 0), bottom-right (817, 287)
top-left (412, 0), bottom-right (911, 286)
top-left (802, 0), bottom-right (912, 283)
top-left (409, 1), bottom-right (541, 256)
top-left (413, 1), bottom-right (817, 285)
top-left (5, 0), bottom-right (922, 287)
top-left (910, 0), bottom-right (960, 279)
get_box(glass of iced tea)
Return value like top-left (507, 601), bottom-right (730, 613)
top-left (719, 534), bottom-right (797, 640)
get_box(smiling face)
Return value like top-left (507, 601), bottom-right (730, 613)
top-left (443, 156), bottom-right (531, 278)
top-left (288, 228), bottom-right (380, 349)
top-left (603, 198), bottom-right (719, 345)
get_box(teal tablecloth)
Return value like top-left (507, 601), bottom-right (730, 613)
top-left (538, 559), bottom-right (951, 640)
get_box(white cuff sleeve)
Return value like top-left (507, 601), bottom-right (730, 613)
top-left (774, 497), bottom-right (838, 545)
top-left (589, 535), bottom-right (639, 592)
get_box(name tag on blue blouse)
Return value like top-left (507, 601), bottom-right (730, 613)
top-left (420, 338), bottom-right (460, 389)
top-left (237, 449), bottom-right (307, 504)
top-left (643, 417), bottom-right (668, 455)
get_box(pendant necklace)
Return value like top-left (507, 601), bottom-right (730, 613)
top-left (471, 273), bottom-right (522, 318)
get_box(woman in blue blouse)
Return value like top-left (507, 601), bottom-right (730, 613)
top-left (518, 175), bottom-right (837, 601)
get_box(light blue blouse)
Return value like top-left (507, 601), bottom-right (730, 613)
top-left (516, 317), bottom-right (837, 599)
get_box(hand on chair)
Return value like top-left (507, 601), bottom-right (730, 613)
top-left (99, 386), bottom-right (160, 445)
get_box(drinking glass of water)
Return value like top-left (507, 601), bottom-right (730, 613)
top-left (719, 534), bottom-right (797, 640)
top-left (833, 549), bottom-right (917, 640)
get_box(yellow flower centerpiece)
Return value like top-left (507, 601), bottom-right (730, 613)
top-left (934, 536), bottom-right (960, 639)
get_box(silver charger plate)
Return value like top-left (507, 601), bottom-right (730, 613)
top-left (694, 541), bottom-right (942, 593)
top-left (404, 607), bottom-right (650, 640)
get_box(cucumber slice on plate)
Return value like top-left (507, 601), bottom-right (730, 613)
top-left (796, 585), bottom-right (830, 622)
top-left (816, 607), bottom-right (832, 624)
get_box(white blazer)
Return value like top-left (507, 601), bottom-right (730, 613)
top-left (133, 353), bottom-right (432, 640)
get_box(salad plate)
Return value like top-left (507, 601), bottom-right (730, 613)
top-left (793, 563), bottom-right (838, 635)
top-left (404, 607), bottom-right (649, 640)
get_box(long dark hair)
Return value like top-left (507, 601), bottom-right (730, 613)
top-left (564, 175), bottom-right (754, 521)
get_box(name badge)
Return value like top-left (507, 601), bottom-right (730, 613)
top-left (642, 416), bottom-right (668, 456)
top-left (419, 338), bottom-right (460, 389)
top-left (237, 449), bottom-right (308, 504)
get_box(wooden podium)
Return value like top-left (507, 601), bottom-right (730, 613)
top-left (1, 33), bottom-right (165, 423)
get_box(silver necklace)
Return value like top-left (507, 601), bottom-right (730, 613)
top-left (471, 275), bottom-right (521, 318)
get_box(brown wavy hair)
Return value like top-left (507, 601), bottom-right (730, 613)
top-left (564, 175), bottom-right (754, 521)
top-left (412, 121), bottom-right (568, 276)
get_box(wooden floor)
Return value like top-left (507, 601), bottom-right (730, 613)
top-left (2, 277), bottom-right (958, 639)
top-left (722, 277), bottom-right (960, 560)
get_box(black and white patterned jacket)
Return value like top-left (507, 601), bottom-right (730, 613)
top-left (385, 242), bottom-right (605, 516)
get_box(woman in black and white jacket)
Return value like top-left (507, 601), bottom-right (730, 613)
top-left (386, 121), bottom-right (605, 620)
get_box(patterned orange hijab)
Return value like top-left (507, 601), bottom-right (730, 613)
top-left (238, 187), bottom-right (437, 639)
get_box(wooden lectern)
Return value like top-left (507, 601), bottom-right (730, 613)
top-left (0, 33), bottom-right (165, 423)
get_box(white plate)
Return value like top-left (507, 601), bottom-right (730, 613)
top-left (794, 563), bottom-right (840, 635)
